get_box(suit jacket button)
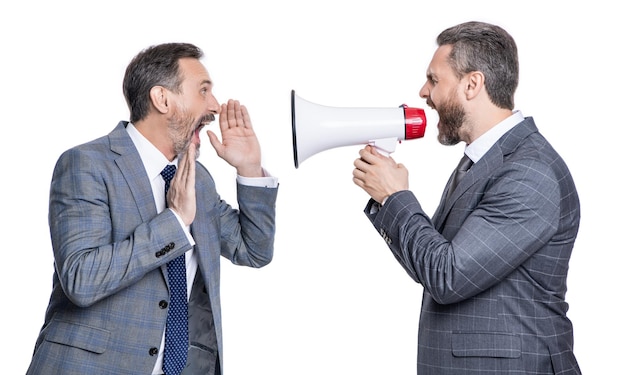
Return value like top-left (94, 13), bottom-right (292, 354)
top-left (159, 300), bottom-right (168, 309)
top-left (149, 347), bottom-right (159, 356)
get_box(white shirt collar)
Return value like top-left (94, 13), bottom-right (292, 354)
top-left (125, 123), bottom-right (177, 179)
top-left (465, 110), bottom-right (524, 162)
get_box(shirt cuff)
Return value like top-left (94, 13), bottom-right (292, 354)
top-left (168, 208), bottom-right (196, 246)
top-left (237, 168), bottom-right (279, 188)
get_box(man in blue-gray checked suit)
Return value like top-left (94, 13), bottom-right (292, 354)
top-left (353, 22), bottom-right (581, 374)
top-left (27, 43), bottom-right (278, 375)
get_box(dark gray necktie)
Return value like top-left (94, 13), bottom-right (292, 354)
top-left (447, 154), bottom-right (473, 199)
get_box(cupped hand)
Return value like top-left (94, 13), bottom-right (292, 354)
top-left (207, 99), bottom-right (263, 177)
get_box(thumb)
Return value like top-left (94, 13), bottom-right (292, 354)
top-left (206, 130), bottom-right (224, 154)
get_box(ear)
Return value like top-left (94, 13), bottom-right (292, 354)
top-left (149, 86), bottom-right (170, 114)
top-left (464, 71), bottom-right (484, 101)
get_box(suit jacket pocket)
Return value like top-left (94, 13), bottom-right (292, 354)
top-left (452, 332), bottom-right (521, 358)
top-left (44, 319), bottom-right (110, 354)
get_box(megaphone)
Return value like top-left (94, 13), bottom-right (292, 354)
top-left (291, 90), bottom-right (427, 168)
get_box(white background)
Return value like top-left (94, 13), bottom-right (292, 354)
top-left (1, 1), bottom-right (623, 374)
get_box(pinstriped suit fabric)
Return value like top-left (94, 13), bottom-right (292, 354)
top-left (365, 117), bottom-right (581, 374)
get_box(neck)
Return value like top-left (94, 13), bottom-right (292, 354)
top-left (466, 106), bottom-right (513, 144)
top-left (134, 117), bottom-right (177, 161)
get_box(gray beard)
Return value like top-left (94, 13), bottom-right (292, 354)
top-left (436, 97), bottom-right (465, 146)
top-left (168, 110), bottom-right (199, 158)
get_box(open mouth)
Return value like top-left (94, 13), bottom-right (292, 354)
top-left (194, 114), bottom-right (215, 139)
top-left (195, 124), bottom-right (205, 135)
top-left (193, 123), bottom-right (205, 142)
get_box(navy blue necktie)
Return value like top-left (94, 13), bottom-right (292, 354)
top-left (160, 165), bottom-right (188, 375)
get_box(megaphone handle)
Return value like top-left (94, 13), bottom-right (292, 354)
top-left (369, 137), bottom-right (398, 156)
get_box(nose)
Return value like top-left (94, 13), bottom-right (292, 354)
top-left (207, 93), bottom-right (220, 114)
top-left (419, 82), bottom-right (429, 100)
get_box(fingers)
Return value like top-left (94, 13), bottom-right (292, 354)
top-left (353, 148), bottom-right (373, 189)
top-left (183, 143), bottom-right (196, 185)
top-left (355, 146), bottom-right (392, 167)
top-left (226, 100), bottom-right (239, 128)
top-left (206, 129), bottom-right (223, 154)
top-left (168, 144), bottom-right (197, 226)
top-left (240, 104), bottom-right (252, 129)
top-left (219, 99), bottom-right (251, 130)
top-left (218, 103), bottom-right (228, 131)
top-left (352, 165), bottom-right (367, 186)
top-left (171, 144), bottom-right (196, 200)
top-left (353, 147), bottom-right (374, 177)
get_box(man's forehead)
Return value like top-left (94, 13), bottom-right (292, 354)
top-left (179, 57), bottom-right (212, 84)
top-left (427, 45), bottom-right (452, 75)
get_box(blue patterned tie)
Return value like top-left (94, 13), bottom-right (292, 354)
top-left (160, 165), bottom-right (188, 375)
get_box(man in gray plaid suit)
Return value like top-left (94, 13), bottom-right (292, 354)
top-left (27, 43), bottom-right (278, 375)
top-left (353, 21), bottom-right (581, 374)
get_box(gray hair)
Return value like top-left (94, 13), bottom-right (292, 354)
top-left (123, 43), bottom-right (204, 123)
top-left (437, 21), bottom-right (518, 110)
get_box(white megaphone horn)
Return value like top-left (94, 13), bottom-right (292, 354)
top-left (291, 90), bottom-right (427, 168)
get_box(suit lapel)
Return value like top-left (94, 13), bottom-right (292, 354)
top-left (108, 122), bottom-right (166, 283)
top-left (432, 117), bottom-right (538, 231)
top-left (109, 121), bottom-right (158, 223)
top-left (433, 158), bottom-right (496, 231)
